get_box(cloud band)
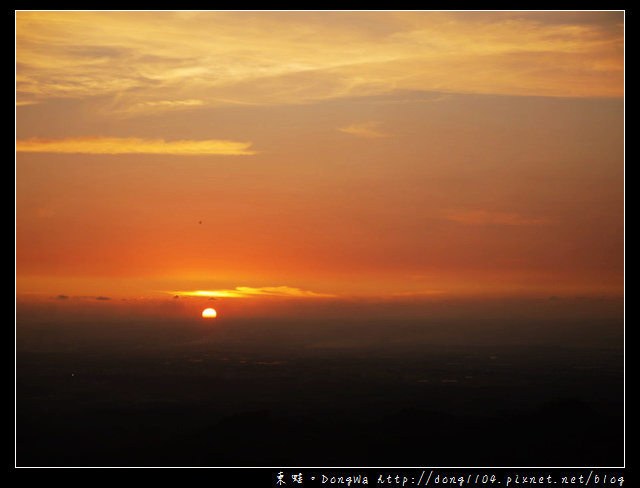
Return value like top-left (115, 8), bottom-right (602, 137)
top-left (171, 286), bottom-right (336, 299)
top-left (16, 136), bottom-right (257, 156)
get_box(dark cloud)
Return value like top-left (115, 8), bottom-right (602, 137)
top-left (54, 294), bottom-right (111, 301)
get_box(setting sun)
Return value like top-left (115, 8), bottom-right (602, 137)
top-left (201, 307), bottom-right (218, 319)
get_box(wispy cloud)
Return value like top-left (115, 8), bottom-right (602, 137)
top-left (170, 286), bottom-right (337, 299)
top-left (15, 136), bottom-right (257, 156)
top-left (390, 290), bottom-right (447, 297)
top-left (338, 121), bottom-right (391, 139)
top-left (443, 209), bottom-right (553, 226)
top-left (124, 99), bottom-right (205, 116)
top-left (16, 11), bottom-right (623, 111)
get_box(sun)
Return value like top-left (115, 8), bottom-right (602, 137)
top-left (201, 307), bottom-right (217, 319)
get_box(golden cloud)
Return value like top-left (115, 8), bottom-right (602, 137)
top-left (338, 121), bottom-right (391, 138)
top-left (170, 286), bottom-right (337, 299)
top-left (15, 136), bottom-right (257, 155)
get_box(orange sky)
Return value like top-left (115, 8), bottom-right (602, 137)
top-left (15, 11), bottom-right (624, 320)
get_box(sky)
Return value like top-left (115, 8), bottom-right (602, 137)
top-left (15, 11), bottom-right (624, 325)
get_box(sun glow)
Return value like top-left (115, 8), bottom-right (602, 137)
top-left (172, 286), bottom-right (337, 299)
top-left (201, 307), bottom-right (217, 319)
